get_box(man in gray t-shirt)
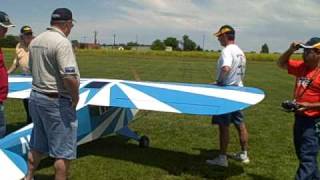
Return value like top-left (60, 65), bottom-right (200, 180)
top-left (206, 25), bottom-right (249, 168)
top-left (26, 8), bottom-right (80, 180)
top-left (29, 23), bottom-right (80, 99)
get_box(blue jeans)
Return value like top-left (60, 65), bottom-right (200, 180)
top-left (0, 103), bottom-right (5, 138)
top-left (29, 91), bottom-right (78, 159)
top-left (294, 114), bottom-right (320, 180)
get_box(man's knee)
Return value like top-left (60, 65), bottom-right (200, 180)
top-left (54, 159), bottom-right (70, 172)
top-left (235, 122), bottom-right (247, 131)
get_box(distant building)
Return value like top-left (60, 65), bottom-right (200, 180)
top-left (103, 44), bottom-right (151, 51)
top-left (165, 46), bottom-right (173, 52)
top-left (72, 42), bottom-right (101, 49)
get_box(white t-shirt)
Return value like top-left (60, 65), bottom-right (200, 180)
top-left (216, 44), bottom-right (246, 86)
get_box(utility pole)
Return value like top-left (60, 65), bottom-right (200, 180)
top-left (94, 30), bottom-right (98, 45)
top-left (202, 34), bottom-right (205, 51)
top-left (113, 34), bottom-right (116, 49)
top-left (135, 34), bottom-right (138, 50)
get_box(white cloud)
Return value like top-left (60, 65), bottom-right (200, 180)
top-left (12, 0), bottom-right (317, 52)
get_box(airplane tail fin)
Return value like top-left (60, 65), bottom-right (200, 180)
top-left (0, 149), bottom-right (27, 180)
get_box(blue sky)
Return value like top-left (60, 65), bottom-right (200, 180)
top-left (2, 0), bottom-right (320, 52)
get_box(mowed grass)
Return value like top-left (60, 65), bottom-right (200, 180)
top-left (3, 49), bottom-right (302, 179)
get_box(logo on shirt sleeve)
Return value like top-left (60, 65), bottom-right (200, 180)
top-left (64, 66), bottom-right (76, 73)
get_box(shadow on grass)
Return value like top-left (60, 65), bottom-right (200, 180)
top-left (6, 121), bottom-right (29, 134)
top-left (35, 136), bottom-right (273, 179)
top-left (246, 173), bottom-right (274, 180)
top-left (79, 136), bottom-right (244, 179)
top-left (33, 174), bottom-right (54, 180)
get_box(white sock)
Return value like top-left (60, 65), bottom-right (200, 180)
top-left (242, 151), bottom-right (248, 157)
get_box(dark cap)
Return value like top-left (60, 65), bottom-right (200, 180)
top-left (51, 8), bottom-right (75, 22)
top-left (299, 37), bottom-right (320, 50)
top-left (214, 25), bottom-right (235, 37)
top-left (0, 11), bottom-right (15, 28)
top-left (20, 25), bottom-right (33, 35)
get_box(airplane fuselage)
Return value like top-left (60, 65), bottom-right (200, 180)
top-left (0, 105), bottom-right (137, 158)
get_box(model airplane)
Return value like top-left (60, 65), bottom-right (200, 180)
top-left (0, 75), bottom-right (265, 179)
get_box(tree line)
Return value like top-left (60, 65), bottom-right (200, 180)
top-left (0, 35), bottom-right (19, 48)
top-left (151, 35), bottom-right (203, 51)
top-left (0, 34), bottom-right (271, 53)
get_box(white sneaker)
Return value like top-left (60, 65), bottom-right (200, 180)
top-left (206, 155), bottom-right (228, 167)
top-left (228, 152), bottom-right (250, 164)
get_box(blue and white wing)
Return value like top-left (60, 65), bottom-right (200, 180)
top-left (8, 75), bottom-right (32, 99)
top-left (8, 76), bottom-right (265, 115)
top-left (0, 149), bottom-right (28, 180)
top-left (79, 79), bottom-right (265, 115)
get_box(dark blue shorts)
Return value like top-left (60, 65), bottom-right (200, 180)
top-left (29, 91), bottom-right (77, 160)
top-left (212, 110), bottom-right (244, 126)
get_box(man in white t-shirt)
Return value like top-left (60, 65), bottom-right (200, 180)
top-left (206, 25), bottom-right (249, 167)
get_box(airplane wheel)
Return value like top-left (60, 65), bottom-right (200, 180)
top-left (139, 136), bottom-right (150, 148)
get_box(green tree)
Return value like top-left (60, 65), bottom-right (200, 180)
top-left (127, 41), bottom-right (138, 47)
top-left (71, 40), bottom-right (79, 49)
top-left (182, 35), bottom-right (196, 51)
top-left (125, 41), bottom-right (139, 50)
top-left (0, 35), bottom-right (19, 48)
top-left (151, 39), bottom-right (165, 50)
top-left (196, 45), bottom-right (203, 51)
top-left (163, 37), bottom-right (179, 50)
top-left (260, 43), bottom-right (269, 54)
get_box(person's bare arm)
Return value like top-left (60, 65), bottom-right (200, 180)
top-left (296, 102), bottom-right (320, 111)
top-left (7, 58), bottom-right (18, 74)
top-left (277, 42), bottom-right (300, 70)
top-left (217, 66), bottom-right (231, 85)
top-left (63, 76), bottom-right (79, 109)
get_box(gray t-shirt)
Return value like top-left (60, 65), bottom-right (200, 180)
top-left (216, 44), bottom-right (246, 86)
top-left (29, 27), bottom-right (80, 96)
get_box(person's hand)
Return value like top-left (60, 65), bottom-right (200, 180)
top-left (296, 102), bottom-right (312, 112)
top-left (289, 41), bottom-right (302, 52)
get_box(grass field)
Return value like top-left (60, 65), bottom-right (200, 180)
top-left (3, 49), bottom-right (303, 179)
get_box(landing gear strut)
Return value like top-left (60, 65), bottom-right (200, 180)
top-left (116, 127), bottom-right (150, 148)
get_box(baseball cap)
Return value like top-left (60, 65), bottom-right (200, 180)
top-left (51, 8), bottom-right (75, 22)
top-left (20, 25), bottom-right (33, 35)
top-left (0, 11), bottom-right (15, 28)
top-left (298, 37), bottom-right (320, 50)
top-left (214, 25), bottom-right (235, 37)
